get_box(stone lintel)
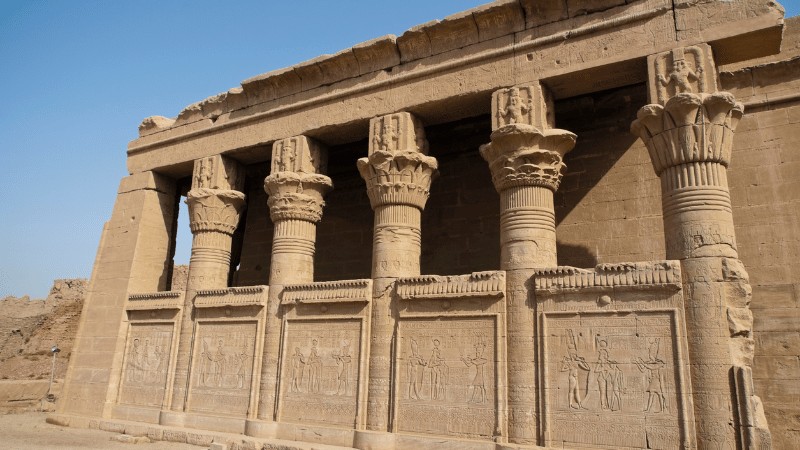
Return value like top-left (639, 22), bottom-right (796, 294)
top-left (128, 1), bottom-right (783, 164)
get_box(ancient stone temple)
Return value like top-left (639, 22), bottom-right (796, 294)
top-left (53, 1), bottom-right (800, 449)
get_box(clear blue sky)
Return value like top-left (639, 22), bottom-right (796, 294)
top-left (1, 1), bottom-right (798, 298)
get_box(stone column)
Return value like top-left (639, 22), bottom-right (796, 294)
top-left (256, 136), bottom-right (332, 421)
top-left (631, 44), bottom-right (771, 449)
top-left (167, 155), bottom-right (246, 412)
top-left (480, 84), bottom-right (575, 444)
top-left (358, 112), bottom-right (438, 433)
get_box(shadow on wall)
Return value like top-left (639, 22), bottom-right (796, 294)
top-left (553, 84), bottom-right (646, 227)
top-left (556, 241), bottom-right (598, 268)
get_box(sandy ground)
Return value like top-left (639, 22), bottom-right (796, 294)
top-left (0, 412), bottom-right (200, 450)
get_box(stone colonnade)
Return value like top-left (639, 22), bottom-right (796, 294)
top-left (130, 45), bottom-right (770, 448)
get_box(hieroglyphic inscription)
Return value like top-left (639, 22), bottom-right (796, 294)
top-left (279, 319), bottom-right (361, 427)
top-left (118, 323), bottom-right (173, 407)
top-left (543, 311), bottom-right (689, 449)
top-left (187, 322), bottom-right (256, 416)
top-left (396, 317), bottom-right (497, 440)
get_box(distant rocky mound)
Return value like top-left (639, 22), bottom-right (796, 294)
top-left (0, 279), bottom-right (87, 381)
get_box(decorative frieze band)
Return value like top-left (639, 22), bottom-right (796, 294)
top-left (395, 271), bottom-right (506, 300)
top-left (281, 279), bottom-right (372, 305)
top-left (194, 285), bottom-right (268, 308)
top-left (533, 261), bottom-right (682, 292)
top-left (126, 291), bottom-right (184, 310)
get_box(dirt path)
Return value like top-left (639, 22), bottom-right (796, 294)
top-left (0, 412), bottom-right (199, 450)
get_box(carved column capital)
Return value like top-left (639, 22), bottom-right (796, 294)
top-left (186, 155), bottom-right (246, 235)
top-left (264, 135), bottom-right (333, 223)
top-left (186, 188), bottom-right (246, 234)
top-left (264, 172), bottom-right (332, 222)
top-left (480, 125), bottom-right (576, 192)
top-left (631, 92), bottom-right (743, 176)
top-left (481, 85), bottom-right (576, 193)
top-left (357, 112), bottom-right (438, 210)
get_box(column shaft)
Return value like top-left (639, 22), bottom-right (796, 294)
top-left (632, 44), bottom-right (770, 449)
top-left (481, 84), bottom-right (575, 444)
top-left (256, 135), bottom-right (331, 422)
top-left (166, 156), bottom-right (245, 413)
top-left (358, 112), bottom-right (437, 433)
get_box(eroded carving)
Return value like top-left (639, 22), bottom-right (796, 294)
top-left (279, 320), bottom-right (362, 427)
top-left (118, 324), bottom-right (173, 407)
top-left (543, 312), bottom-right (691, 449)
top-left (650, 46), bottom-right (716, 105)
top-left (188, 322), bottom-right (256, 416)
top-left (264, 135), bottom-right (332, 223)
top-left (396, 317), bottom-right (497, 440)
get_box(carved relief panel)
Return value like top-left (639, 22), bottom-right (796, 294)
top-left (279, 319), bottom-right (363, 427)
top-left (187, 321), bottom-right (258, 416)
top-left (648, 44), bottom-right (717, 104)
top-left (393, 272), bottom-right (507, 441)
top-left (535, 262), bottom-right (695, 449)
top-left (192, 154), bottom-right (244, 191)
top-left (118, 322), bottom-right (175, 408)
top-left (396, 316), bottom-right (499, 440)
top-left (541, 311), bottom-right (690, 449)
top-left (490, 84), bottom-right (554, 130)
top-left (270, 135), bottom-right (327, 175)
top-left (277, 280), bottom-right (371, 429)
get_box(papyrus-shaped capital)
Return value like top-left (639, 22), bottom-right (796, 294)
top-left (631, 93), bottom-right (744, 176)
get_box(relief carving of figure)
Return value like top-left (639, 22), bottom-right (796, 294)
top-left (461, 341), bottom-right (488, 404)
top-left (278, 140), bottom-right (296, 172)
top-left (376, 120), bottom-right (398, 152)
top-left (594, 337), bottom-right (624, 411)
top-left (333, 340), bottom-right (352, 396)
top-left (290, 347), bottom-right (306, 393)
top-left (502, 87), bottom-right (529, 125)
top-left (657, 58), bottom-right (702, 94)
top-left (407, 338), bottom-right (427, 400)
top-left (232, 342), bottom-right (249, 389)
top-left (560, 329), bottom-right (590, 410)
top-left (307, 339), bottom-right (322, 394)
top-left (196, 158), bottom-right (213, 188)
top-left (200, 339), bottom-right (226, 388)
top-left (428, 339), bottom-right (448, 400)
top-left (634, 338), bottom-right (667, 414)
top-left (127, 338), bottom-right (144, 384)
